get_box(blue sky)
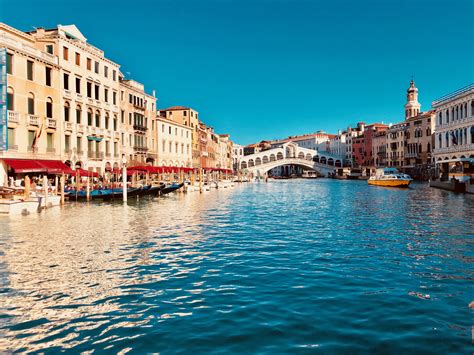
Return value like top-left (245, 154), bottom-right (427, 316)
top-left (1, 0), bottom-right (473, 144)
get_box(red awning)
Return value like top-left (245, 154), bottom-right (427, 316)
top-left (2, 159), bottom-right (75, 174)
top-left (75, 168), bottom-right (99, 177)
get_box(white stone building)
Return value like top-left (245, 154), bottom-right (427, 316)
top-left (156, 113), bottom-right (192, 167)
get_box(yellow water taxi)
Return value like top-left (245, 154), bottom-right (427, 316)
top-left (368, 168), bottom-right (412, 188)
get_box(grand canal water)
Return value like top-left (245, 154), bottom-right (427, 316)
top-left (0, 179), bottom-right (473, 353)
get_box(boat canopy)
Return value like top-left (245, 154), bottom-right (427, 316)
top-left (2, 159), bottom-right (75, 175)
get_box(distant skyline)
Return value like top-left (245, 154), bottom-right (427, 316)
top-left (1, 0), bottom-right (473, 145)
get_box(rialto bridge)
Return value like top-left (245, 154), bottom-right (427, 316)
top-left (237, 142), bottom-right (346, 177)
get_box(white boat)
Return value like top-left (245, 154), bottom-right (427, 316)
top-left (368, 168), bottom-right (412, 188)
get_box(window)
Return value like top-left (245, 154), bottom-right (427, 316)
top-left (45, 67), bottom-right (52, 86)
top-left (64, 102), bottom-right (70, 121)
top-left (76, 105), bottom-right (81, 124)
top-left (162, 124), bottom-right (165, 132)
top-left (28, 130), bottom-right (35, 147)
top-left (129, 94), bottom-right (132, 104)
top-left (162, 140), bottom-right (166, 152)
top-left (129, 113), bottom-right (132, 125)
top-left (63, 47), bottom-right (69, 60)
top-left (47, 132), bottom-right (54, 149)
top-left (77, 137), bottom-right (82, 152)
top-left (46, 45), bottom-right (53, 54)
top-left (7, 128), bottom-right (15, 148)
top-left (104, 66), bottom-right (108, 78)
top-left (94, 61), bottom-right (99, 74)
top-left (113, 91), bottom-right (117, 105)
top-left (87, 109), bottom-right (92, 126)
top-left (65, 135), bottom-right (70, 151)
top-left (169, 142), bottom-right (172, 152)
top-left (105, 114), bottom-right (109, 129)
top-left (46, 97), bottom-right (53, 118)
top-left (7, 87), bottom-right (14, 111)
top-left (94, 84), bottom-right (99, 100)
top-left (121, 110), bottom-right (124, 123)
top-left (28, 93), bottom-right (34, 114)
top-left (87, 58), bottom-right (92, 70)
top-left (95, 111), bottom-right (100, 127)
top-left (169, 126), bottom-right (171, 134)
top-left (75, 77), bottom-right (81, 94)
top-left (184, 111), bottom-right (187, 116)
top-left (87, 82), bottom-right (92, 98)
top-left (75, 52), bottom-right (80, 66)
top-left (113, 116), bottom-right (117, 131)
top-left (112, 70), bottom-right (116, 81)
top-left (6, 53), bottom-right (13, 74)
top-left (64, 73), bottom-right (69, 90)
top-left (114, 142), bottom-right (118, 156)
top-left (27, 60), bottom-right (33, 80)
top-left (105, 141), bottom-right (110, 155)
top-left (104, 88), bottom-right (108, 102)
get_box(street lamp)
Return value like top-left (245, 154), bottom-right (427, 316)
top-left (122, 154), bottom-right (127, 202)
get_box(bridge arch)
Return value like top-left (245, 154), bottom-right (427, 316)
top-left (255, 157), bottom-right (262, 166)
top-left (277, 152), bottom-right (284, 160)
top-left (270, 154), bottom-right (276, 161)
top-left (248, 159), bottom-right (254, 167)
top-left (262, 155), bottom-right (269, 164)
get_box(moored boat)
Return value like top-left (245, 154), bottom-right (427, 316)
top-left (368, 168), bottom-right (412, 188)
top-left (161, 182), bottom-right (184, 195)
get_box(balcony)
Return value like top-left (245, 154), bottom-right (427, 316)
top-left (77, 124), bottom-right (85, 134)
top-left (47, 118), bottom-right (57, 128)
top-left (133, 146), bottom-right (149, 153)
top-left (434, 143), bottom-right (474, 155)
top-left (88, 98), bottom-right (94, 104)
top-left (114, 131), bottom-right (120, 139)
top-left (8, 111), bottom-right (20, 123)
top-left (64, 90), bottom-right (72, 99)
top-left (27, 114), bottom-right (39, 126)
top-left (133, 125), bottom-right (148, 132)
top-left (88, 151), bottom-right (104, 160)
top-left (65, 121), bottom-right (73, 131)
top-left (76, 93), bottom-right (83, 101)
top-left (87, 126), bottom-right (96, 135)
top-left (133, 103), bottom-right (146, 110)
top-left (106, 130), bottom-right (112, 138)
top-left (96, 128), bottom-right (105, 137)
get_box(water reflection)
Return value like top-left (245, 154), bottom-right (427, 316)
top-left (0, 181), bottom-right (473, 353)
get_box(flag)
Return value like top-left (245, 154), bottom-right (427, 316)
top-left (31, 123), bottom-right (44, 150)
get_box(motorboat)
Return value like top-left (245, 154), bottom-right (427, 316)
top-left (368, 168), bottom-right (412, 188)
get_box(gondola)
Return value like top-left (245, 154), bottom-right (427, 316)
top-left (161, 182), bottom-right (184, 195)
top-left (65, 188), bottom-right (115, 201)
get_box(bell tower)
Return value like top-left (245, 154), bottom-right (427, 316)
top-left (404, 78), bottom-right (421, 119)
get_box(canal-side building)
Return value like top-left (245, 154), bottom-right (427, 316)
top-left (0, 23), bottom-right (63, 184)
top-left (217, 134), bottom-right (233, 172)
top-left (155, 111), bottom-right (192, 167)
top-left (372, 130), bottom-right (387, 167)
top-left (232, 143), bottom-right (244, 172)
top-left (158, 106), bottom-right (200, 168)
top-left (432, 84), bottom-right (474, 163)
top-left (29, 25), bottom-right (122, 173)
top-left (345, 122), bottom-right (365, 167)
top-left (362, 123), bottom-right (389, 167)
top-left (404, 110), bottom-right (435, 177)
top-left (119, 78), bottom-right (157, 166)
top-left (387, 122), bottom-right (407, 167)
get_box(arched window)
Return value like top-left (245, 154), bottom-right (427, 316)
top-left (471, 101), bottom-right (474, 116)
top-left (87, 108), bottom-right (93, 126)
top-left (456, 106), bottom-right (459, 120)
top-left (113, 115), bottom-right (117, 131)
top-left (46, 97), bottom-right (53, 118)
top-left (446, 109), bottom-right (449, 123)
top-left (105, 112), bottom-right (110, 129)
top-left (76, 105), bottom-right (82, 124)
top-left (7, 87), bottom-right (14, 111)
top-left (427, 142), bottom-right (431, 152)
top-left (438, 134), bottom-right (442, 148)
top-left (460, 105), bottom-right (463, 118)
top-left (28, 92), bottom-right (35, 114)
top-left (95, 110), bottom-right (100, 127)
top-left (64, 101), bottom-right (70, 122)
top-left (438, 112), bottom-right (442, 126)
top-left (464, 128), bottom-right (468, 144)
top-left (445, 132), bottom-right (449, 147)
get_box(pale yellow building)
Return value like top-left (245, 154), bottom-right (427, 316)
top-left (119, 78), bottom-right (157, 166)
top-left (159, 106), bottom-right (200, 168)
top-left (155, 112), bottom-right (192, 167)
top-left (29, 24), bottom-right (122, 173)
top-left (1, 23), bottom-right (62, 184)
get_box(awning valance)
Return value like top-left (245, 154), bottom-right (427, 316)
top-left (2, 159), bottom-right (75, 174)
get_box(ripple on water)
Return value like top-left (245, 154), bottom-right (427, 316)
top-left (0, 180), bottom-right (473, 353)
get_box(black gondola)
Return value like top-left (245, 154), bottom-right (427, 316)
top-left (161, 182), bottom-right (184, 195)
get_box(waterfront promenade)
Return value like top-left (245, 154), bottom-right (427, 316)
top-left (0, 180), bottom-right (472, 353)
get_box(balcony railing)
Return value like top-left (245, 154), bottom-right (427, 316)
top-left (434, 143), bottom-right (474, 155)
top-left (106, 130), bottom-right (112, 138)
top-left (133, 125), bottom-right (148, 132)
top-left (8, 111), bottom-right (20, 123)
top-left (65, 121), bottom-right (73, 131)
top-left (64, 90), bottom-right (72, 98)
top-left (114, 131), bottom-right (120, 139)
top-left (77, 124), bottom-right (85, 134)
top-left (47, 118), bottom-right (57, 128)
top-left (133, 146), bottom-right (149, 152)
top-left (87, 126), bottom-right (96, 135)
top-left (76, 93), bottom-right (83, 101)
top-left (87, 151), bottom-right (105, 160)
top-left (405, 152), bottom-right (419, 158)
top-left (27, 114), bottom-right (39, 126)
